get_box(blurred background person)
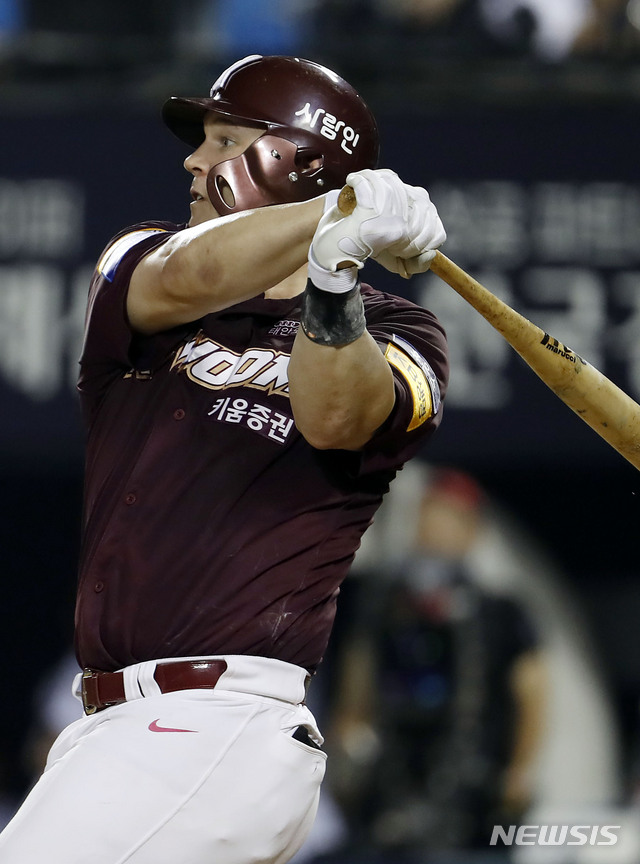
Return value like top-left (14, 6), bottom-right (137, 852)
top-left (340, 463), bottom-right (624, 821)
top-left (475, 0), bottom-right (592, 61)
top-left (21, 652), bottom-right (83, 788)
top-left (0, 754), bottom-right (18, 834)
top-left (191, 0), bottom-right (318, 61)
top-left (0, 0), bottom-right (22, 52)
top-left (324, 467), bottom-right (547, 855)
top-left (572, 0), bottom-right (640, 59)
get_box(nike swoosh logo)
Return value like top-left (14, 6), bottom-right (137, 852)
top-left (148, 719), bottom-right (198, 733)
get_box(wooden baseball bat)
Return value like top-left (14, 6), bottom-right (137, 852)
top-left (337, 185), bottom-right (640, 470)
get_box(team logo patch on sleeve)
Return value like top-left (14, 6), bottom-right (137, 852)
top-left (385, 334), bottom-right (441, 431)
top-left (97, 229), bottom-right (168, 282)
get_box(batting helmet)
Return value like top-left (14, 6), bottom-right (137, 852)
top-left (162, 55), bottom-right (380, 215)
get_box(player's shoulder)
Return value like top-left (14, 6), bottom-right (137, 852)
top-left (361, 282), bottom-right (432, 318)
top-left (96, 220), bottom-right (184, 283)
top-left (360, 282), bottom-right (446, 341)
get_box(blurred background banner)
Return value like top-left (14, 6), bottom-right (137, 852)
top-left (2, 105), bottom-right (640, 468)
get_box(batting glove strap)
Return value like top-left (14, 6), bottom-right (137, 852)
top-left (308, 249), bottom-right (359, 294)
top-left (300, 280), bottom-right (366, 347)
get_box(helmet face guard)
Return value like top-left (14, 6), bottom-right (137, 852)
top-left (162, 55), bottom-right (379, 214)
top-left (206, 134), bottom-right (329, 216)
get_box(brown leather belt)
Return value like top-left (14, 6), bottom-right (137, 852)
top-left (81, 659), bottom-right (228, 715)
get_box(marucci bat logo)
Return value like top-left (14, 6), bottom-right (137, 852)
top-left (540, 333), bottom-right (587, 366)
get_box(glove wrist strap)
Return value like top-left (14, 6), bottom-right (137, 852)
top-left (300, 280), bottom-right (366, 347)
top-left (307, 250), bottom-right (359, 293)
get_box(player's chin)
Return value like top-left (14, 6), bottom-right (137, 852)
top-left (188, 200), bottom-right (220, 226)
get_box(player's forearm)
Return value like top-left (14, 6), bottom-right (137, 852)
top-left (165, 199), bottom-right (323, 299)
top-left (508, 652), bottom-right (547, 768)
top-left (129, 197), bottom-right (324, 333)
top-left (501, 650), bottom-right (547, 812)
top-left (289, 329), bottom-right (395, 450)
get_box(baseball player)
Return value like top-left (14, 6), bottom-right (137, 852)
top-left (0, 55), bottom-right (449, 863)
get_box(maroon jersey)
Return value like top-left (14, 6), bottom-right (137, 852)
top-left (76, 222), bottom-right (449, 673)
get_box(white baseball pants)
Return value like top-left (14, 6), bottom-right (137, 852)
top-left (0, 655), bottom-right (326, 864)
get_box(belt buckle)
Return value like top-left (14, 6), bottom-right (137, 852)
top-left (81, 669), bottom-right (98, 715)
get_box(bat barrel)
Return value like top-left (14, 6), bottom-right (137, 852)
top-left (429, 253), bottom-right (640, 470)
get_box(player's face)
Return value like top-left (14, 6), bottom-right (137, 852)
top-left (184, 114), bottom-right (264, 226)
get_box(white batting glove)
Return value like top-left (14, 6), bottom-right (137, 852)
top-left (307, 187), bottom-right (364, 295)
top-left (373, 248), bottom-right (440, 277)
top-left (311, 169), bottom-right (407, 271)
top-left (349, 169), bottom-right (446, 261)
top-left (311, 169), bottom-right (446, 278)
top-left (347, 170), bottom-right (446, 276)
top-left (310, 200), bottom-right (368, 273)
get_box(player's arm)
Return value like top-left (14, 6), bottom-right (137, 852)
top-left (290, 315), bottom-right (395, 451)
top-left (289, 170), bottom-right (446, 451)
top-left (502, 649), bottom-right (548, 815)
top-left (127, 196), bottom-right (325, 334)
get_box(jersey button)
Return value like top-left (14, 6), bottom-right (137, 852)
top-left (173, 409), bottom-right (185, 420)
top-left (125, 493), bottom-right (136, 505)
top-left (94, 581), bottom-right (104, 593)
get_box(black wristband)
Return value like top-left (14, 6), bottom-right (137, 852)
top-left (300, 280), bottom-right (366, 347)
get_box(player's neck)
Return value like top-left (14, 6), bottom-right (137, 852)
top-left (264, 263), bottom-right (308, 300)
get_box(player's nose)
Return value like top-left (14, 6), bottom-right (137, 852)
top-left (184, 144), bottom-right (211, 176)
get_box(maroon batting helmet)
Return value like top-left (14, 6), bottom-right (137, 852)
top-left (162, 55), bottom-right (380, 215)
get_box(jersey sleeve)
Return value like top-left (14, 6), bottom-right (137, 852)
top-left (357, 286), bottom-right (450, 475)
top-left (79, 223), bottom-right (185, 386)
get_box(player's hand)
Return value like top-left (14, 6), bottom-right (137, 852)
top-left (310, 196), bottom-right (369, 275)
top-left (348, 170), bottom-right (446, 276)
top-left (311, 168), bottom-right (446, 276)
top-left (307, 186), bottom-right (364, 295)
top-left (373, 248), bottom-right (439, 277)
top-left (347, 169), bottom-right (445, 259)
top-left (311, 168), bottom-right (409, 271)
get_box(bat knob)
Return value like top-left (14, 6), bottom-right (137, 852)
top-left (337, 185), bottom-right (356, 216)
